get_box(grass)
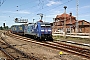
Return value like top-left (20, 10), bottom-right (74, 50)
top-left (53, 36), bottom-right (90, 44)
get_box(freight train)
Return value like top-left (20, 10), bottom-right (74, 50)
top-left (11, 20), bottom-right (53, 41)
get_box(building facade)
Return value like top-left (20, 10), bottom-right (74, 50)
top-left (52, 13), bottom-right (90, 33)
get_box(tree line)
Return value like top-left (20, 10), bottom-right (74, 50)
top-left (0, 26), bottom-right (9, 30)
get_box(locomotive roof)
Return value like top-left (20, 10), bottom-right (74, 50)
top-left (28, 23), bottom-right (34, 26)
top-left (11, 23), bottom-right (34, 27)
top-left (37, 21), bottom-right (50, 24)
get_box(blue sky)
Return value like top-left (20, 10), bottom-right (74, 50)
top-left (0, 0), bottom-right (90, 27)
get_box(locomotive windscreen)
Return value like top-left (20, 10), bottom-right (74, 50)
top-left (41, 23), bottom-right (51, 27)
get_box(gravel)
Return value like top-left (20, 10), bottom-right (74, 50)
top-left (0, 34), bottom-right (89, 60)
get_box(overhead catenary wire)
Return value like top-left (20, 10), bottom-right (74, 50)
top-left (16, 0), bottom-right (37, 11)
top-left (38, 0), bottom-right (45, 9)
top-left (0, 0), bottom-right (36, 11)
top-left (17, 0), bottom-right (45, 18)
top-left (1, 0), bottom-right (89, 23)
top-left (16, 0), bottom-right (45, 12)
top-left (0, 0), bottom-right (1, 6)
top-left (15, 0), bottom-right (73, 23)
top-left (0, 0), bottom-right (6, 7)
top-left (33, 0), bottom-right (72, 13)
top-left (21, 0), bottom-right (73, 18)
top-left (1, 0), bottom-right (38, 19)
top-left (1, 0), bottom-right (72, 18)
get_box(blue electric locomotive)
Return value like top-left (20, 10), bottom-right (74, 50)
top-left (24, 20), bottom-right (53, 41)
top-left (11, 20), bottom-right (53, 41)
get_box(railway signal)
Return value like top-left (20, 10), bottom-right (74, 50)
top-left (3, 23), bottom-right (5, 28)
top-left (15, 18), bottom-right (28, 23)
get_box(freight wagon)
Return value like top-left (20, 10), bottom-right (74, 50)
top-left (11, 24), bottom-right (27, 35)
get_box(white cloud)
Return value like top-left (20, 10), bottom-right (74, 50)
top-left (46, 15), bottom-right (56, 18)
top-left (3, 11), bottom-right (12, 13)
top-left (67, 5), bottom-right (90, 12)
top-left (80, 5), bottom-right (90, 9)
top-left (14, 10), bottom-right (30, 14)
top-left (3, 10), bottom-right (30, 14)
top-left (79, 14), bottom-right (90, 17)
top-left (0, 16), bottom-right (6, 18)
top-left (46, 0), bottom-right (62, 6)
top-left (44, 9), bottom-right (63, 19)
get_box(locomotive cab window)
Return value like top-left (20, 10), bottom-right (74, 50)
top-left (41, 23), bottom-right (51, 28)
top-left (34, 23), bottom-right (37, 29)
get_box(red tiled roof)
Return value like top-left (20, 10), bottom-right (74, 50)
top-left (78, 20), bottom-right (90, 23)
top-left (56, 13), bottom-right (75, 18)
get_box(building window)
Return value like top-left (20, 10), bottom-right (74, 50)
top-left (61, 23), bottom-right (64, 25)
top-left (82, 21), bottom-right (84, 25)
top-left (80, 28), bottom-right (82, 32)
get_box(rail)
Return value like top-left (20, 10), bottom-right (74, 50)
top-left (52, 32), bottom-right (90, 38)
top-left (0, 32), bottom-right (41, 60)
top-left (6, 32), bottom-right (90, 59)
top-left (0, 46), bottom-right (16, 60)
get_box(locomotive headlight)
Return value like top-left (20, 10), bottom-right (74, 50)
top-left (41, 30), bottom-right (44, 31)
top-left (48, 30), bottom-right (51, 31)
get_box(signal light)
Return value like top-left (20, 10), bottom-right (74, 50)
top-left (3, 23), bottom-right (5, 27)
top-left (15, 18), bottom-right (18, 22)
top-left (15, 18), bottom-right (18, 21)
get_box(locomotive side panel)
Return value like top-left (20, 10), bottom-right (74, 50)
top-left (11, 25), bottom-right (18, 34)
top-left (24, 24), bottom-right (36, 35)
top-left (17, 25), bottom-right (25, 35)
top-left (11, 24), bottom-right (26, 35)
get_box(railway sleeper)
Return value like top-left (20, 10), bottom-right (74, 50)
top-left (1, 38), bottom-right (41, 60)
top-left (3, 46), bottom-right (10, 49)
top-left (1, 43), bottom-right (5, 45)
top-left (79, 50), bottom-right (90, 54)
top-left (8, 51), bottom-right (15, 53)
top-left (15, 56), bottom-right (28, 60)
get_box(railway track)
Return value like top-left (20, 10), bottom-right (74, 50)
top-left (0, 43), bottom-right (15, 60)
top-left (6, 31), bottom-right (90, 59)
top-left (0, 32), bottom-right (41, 60)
